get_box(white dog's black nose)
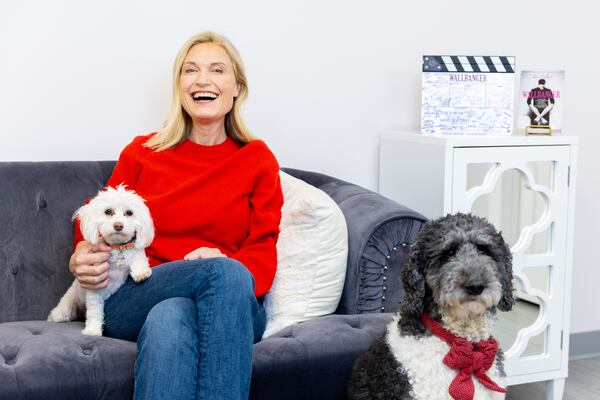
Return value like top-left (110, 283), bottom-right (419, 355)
top-left (466, 284), bottom-right (485, 296)
top-left (113, 222), bottom-right (124, 232)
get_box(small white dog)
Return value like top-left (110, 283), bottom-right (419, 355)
top-left (48, 185), bottom-right (155, 336)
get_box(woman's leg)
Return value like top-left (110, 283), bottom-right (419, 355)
top-left (103, 258), bottom-right (266, 400)
top-left (134, 297), bottom-right (200, 400)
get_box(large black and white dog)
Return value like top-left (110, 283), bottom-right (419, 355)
top-left (348, 213), bottom-right (514, 400)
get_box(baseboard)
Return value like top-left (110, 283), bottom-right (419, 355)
top-left (569, 330), bottom-right (600, 360)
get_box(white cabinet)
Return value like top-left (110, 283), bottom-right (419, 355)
top-left (379, 131), bottom-right (578, 400)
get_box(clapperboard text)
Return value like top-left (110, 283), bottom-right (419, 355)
top-left (450, 74), bottom-right (488, 82)
top-left (421, 55), bottom-right (516, 135)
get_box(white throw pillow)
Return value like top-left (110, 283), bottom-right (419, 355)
top-left (262, 171), bottom-right (348, 338)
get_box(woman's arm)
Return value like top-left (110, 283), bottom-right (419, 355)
top-left (229, 146), bottom-right (283, 297)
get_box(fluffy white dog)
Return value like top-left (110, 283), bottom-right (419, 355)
top-left (48, 185), bottom-right (155, 336)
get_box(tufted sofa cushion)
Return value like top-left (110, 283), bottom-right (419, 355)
top-left (0, 320), bottom-right (135, 400)
top-left (250, 312), bottom-right (393, 399)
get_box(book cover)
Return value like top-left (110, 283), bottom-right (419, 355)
top-left (518, 70), bottom-right (565, 132)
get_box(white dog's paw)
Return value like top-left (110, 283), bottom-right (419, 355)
top-left (131, 266), bottom-right (152, 282)
top-left (47, 308), bottom-right (73, 323)
top-left (81, 326), bottom-right (103, 336)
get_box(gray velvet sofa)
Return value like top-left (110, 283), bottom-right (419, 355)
top-left (0, 161), bottom-right (426, 400)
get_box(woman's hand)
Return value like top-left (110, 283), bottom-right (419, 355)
top-left (69, 240), bottom-right (112, 290)
top-left (184, 247), bottom-right (227, 261)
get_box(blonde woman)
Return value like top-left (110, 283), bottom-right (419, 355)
top-left (68, 32), bottom-right (283, 399)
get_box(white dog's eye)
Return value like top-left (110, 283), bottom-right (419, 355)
top-left (125, 210), bottom-right (133, 217)
top-left (104, 208), bottom-right (114, 216)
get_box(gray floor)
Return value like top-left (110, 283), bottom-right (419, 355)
top-left (507, 356), bottom-right (600, 399)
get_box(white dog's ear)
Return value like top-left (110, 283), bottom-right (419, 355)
top-left (73, 203), bottom-right (101, 245)
top-left (134, 202), bottom-right (155, 249)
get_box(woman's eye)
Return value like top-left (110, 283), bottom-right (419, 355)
top-left (184, 68), bottom-right (196, 74)
top-left (125, 210), bottom-right (133, 217)
top-left (213, 68), bottom-right (224, 73)
top-left (104, 208), bottom-right (114, 216)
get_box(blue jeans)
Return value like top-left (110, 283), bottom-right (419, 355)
top-left (103, 258), bottom-right (266, 400)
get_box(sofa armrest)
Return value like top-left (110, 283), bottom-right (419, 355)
top-left (281, 168), bottom-right (427, 315)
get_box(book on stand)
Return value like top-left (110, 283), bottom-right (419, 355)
top-left (519, 70), bottom-right (565, 135)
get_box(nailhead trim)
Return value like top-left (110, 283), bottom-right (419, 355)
top-left (380, 242), bottom-right (410, 312)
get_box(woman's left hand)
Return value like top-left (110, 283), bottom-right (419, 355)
top-left (184, 247), bottom-right (227, 260)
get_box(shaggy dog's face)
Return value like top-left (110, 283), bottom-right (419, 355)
top-left (399, 213), bottom-right (514, 323)
top-left (75, 185), bottom-right (154, 249)
top-left (424, 226), bottom-right (506, 319)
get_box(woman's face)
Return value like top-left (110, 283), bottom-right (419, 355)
top-left (179, 43), bottom-right (240, 127)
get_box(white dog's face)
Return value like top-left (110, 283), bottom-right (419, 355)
top-left (75, 185), bottom-right (154, 249)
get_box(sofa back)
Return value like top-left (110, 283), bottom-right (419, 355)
top-left (0, 162), bottom-right (115, 323)
top-left (0, 162), bottom-right (425, 323)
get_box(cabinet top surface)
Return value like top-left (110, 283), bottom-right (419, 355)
top-left (382, 131), bottom-right (578, 147)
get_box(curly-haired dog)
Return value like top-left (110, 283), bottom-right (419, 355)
top-left (48, 185), bottom-right (155, 336)
top-left (347, 213), bottom-right (514, 400)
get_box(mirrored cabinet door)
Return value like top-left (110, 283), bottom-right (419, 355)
top-left (451, 145), bottom-right (571, 377)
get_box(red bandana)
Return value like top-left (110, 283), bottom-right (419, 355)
top-left (420, 313), bottom-right (507, 400)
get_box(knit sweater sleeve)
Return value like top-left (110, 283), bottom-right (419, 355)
top-left (73, 138), bottom-right (143, 247)
top-left (230, 143), bottom-right (283, 297)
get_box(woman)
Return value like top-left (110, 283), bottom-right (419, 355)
top-left (69, 32), bottom-right (283, 399)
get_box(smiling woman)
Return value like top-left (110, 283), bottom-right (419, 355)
top-left (179, 44), bottom-right (240, 142)
top-left (145, 31), bottom-right (255, 151)
top-left (66, 31), bottom-right (283, 400)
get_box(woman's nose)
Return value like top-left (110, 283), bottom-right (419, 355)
top-left (195, 69), bottom-right (211, 85)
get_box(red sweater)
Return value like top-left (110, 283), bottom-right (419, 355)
top-left (75, 133), bottom-right (283, 297)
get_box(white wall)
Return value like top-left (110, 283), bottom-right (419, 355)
top-left (1, 0), bottom-right (598, 333)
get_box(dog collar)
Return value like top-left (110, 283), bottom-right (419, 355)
top-left (101, 235), bottom-right (136, 251)
top-left (420, 313), bottom-right (507, 400)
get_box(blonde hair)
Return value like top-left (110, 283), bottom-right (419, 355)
top-left (145, 32), bottom-right (255, 151)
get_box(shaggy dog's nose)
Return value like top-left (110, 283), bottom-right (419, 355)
top-left (113, 222), bottom-right (124, 232)
top-left (466, 284), bottom-right (485, 296)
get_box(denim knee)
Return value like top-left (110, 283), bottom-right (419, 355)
top-left (140, 297), bottom-right (197, 341)
top-left (194, 258), bottom-right (255, 301)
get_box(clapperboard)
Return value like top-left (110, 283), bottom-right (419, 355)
top-left (421, 55), bottom-right (516, 135)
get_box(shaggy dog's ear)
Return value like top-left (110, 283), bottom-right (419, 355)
top-left (134, 200), bottom-right (155, 249)
top-left (497, 241), bottom-right (515, 311)
top-left (73, 203), bottom-right (101, 245)
top-left (399, 250), bottom-right (426, 333)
